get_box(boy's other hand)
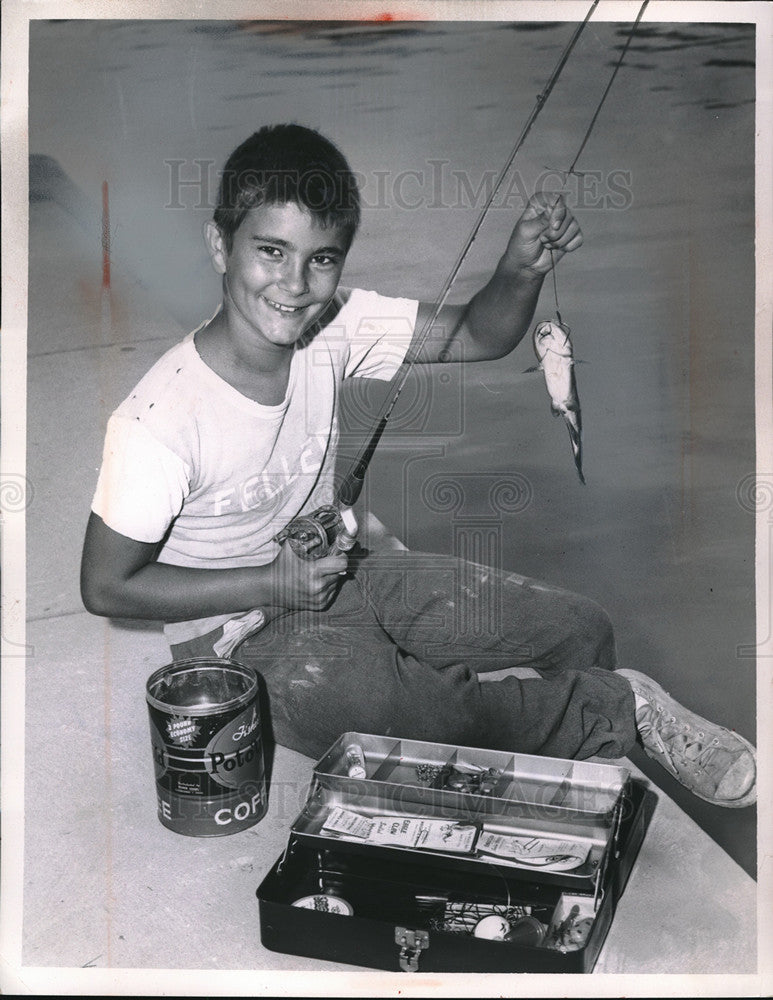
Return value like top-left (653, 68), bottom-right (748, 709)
top-left (505, 193), bottom-right (583, 278)
top-left (271, 541), bottom-right (348, 611)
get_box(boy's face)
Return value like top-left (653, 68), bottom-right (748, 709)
top-left (209, 201), bottom-right (349, 350)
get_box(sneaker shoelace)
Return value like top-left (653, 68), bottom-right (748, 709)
top-left (636, 704), bottom-right (725, 784)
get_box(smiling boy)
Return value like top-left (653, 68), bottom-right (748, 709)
top-left (81, 124), bottom-right (756, 808)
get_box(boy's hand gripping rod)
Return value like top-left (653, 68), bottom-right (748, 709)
top-left (275, 3), bottom-right (601, 561)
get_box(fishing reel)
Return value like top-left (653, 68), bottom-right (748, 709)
top-left (274, 504), bottom-right (358, 561)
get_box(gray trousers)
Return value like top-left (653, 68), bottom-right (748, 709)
top-left (171, 548), bottom-right (637, 762)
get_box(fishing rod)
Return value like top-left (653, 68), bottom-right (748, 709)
top-left (277, 0), bottom-right (648, 559)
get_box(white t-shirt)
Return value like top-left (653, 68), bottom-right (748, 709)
top-left (91, 287), bottom-right (418, 644)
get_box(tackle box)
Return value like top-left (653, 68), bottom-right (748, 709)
top-left (256, 733), bottom-right (653, 973)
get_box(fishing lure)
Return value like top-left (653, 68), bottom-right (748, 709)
top-left (528, 318), bottom-right (585, 484)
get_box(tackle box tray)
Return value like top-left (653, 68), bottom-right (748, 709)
top-left (257, 733), bottom-right (653, 973)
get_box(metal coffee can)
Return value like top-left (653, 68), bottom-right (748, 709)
top-left (146, 657), bottom-right (267, 837)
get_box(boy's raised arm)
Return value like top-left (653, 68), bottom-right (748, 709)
top-left (409, 193), bottom-right (582, 365)
top-left (80, 512), bottom-right (347, 622)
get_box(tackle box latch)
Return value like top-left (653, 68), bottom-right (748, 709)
top-left (395, 927), bottom-right (429, 972)
top-left (592, 791), bottom-right (627, 912)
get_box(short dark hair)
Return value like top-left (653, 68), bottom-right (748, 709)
top-left (213, 124), bottom-right (361, 251)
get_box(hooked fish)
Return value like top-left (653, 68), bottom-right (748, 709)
top-left (529, 318), bottom-right (585, 484)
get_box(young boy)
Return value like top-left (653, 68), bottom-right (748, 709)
top-left (81, 124), bottom-right (755, 808)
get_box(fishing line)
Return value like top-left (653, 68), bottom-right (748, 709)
top-left (549, 248), bottom-right (563, 325)
top-left (335, 1), bottom-right (601, 508)
top-left (567, 0), bottom-right (650, 177)
top-left (550, 0), bottom-right (650, 320)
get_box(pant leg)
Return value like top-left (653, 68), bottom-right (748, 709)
top-left (232, 550), bottom-right (636, 761)
top-left (350, 548), bottom-right (617, 676)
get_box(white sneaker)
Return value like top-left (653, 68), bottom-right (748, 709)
top-left (617, 668), bottom-right (756, 808)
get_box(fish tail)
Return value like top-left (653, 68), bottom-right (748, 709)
top-left (562, 412), bottom-right (585, 484)
top-left (567, 368), bottom-right (584, 483)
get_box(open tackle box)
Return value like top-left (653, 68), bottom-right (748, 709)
top-left (257, 733), bottom-right (653, 973)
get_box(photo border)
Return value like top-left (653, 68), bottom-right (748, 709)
top-left (2, 1), bottom-right (771, 995)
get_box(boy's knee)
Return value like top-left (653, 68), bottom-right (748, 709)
top-left (536, 592), bottom-right (617, 676)
top-left (576, 597), bottom-right (616, 671)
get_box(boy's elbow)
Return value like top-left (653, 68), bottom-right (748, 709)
top-left (80, 560), bottom-right (127, 618)
top-left (81, 591), bottom-right (111, 618)
top-left (80, 572), bottom-right (114, 617)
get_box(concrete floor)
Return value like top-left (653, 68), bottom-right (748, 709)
top-left (7, 172), bottom-right (761, 991)
top-left (19, 611), bottom-right (758, 981)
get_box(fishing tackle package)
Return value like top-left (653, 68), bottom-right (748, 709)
top-left (256, 732), bottom-right (652, 973)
